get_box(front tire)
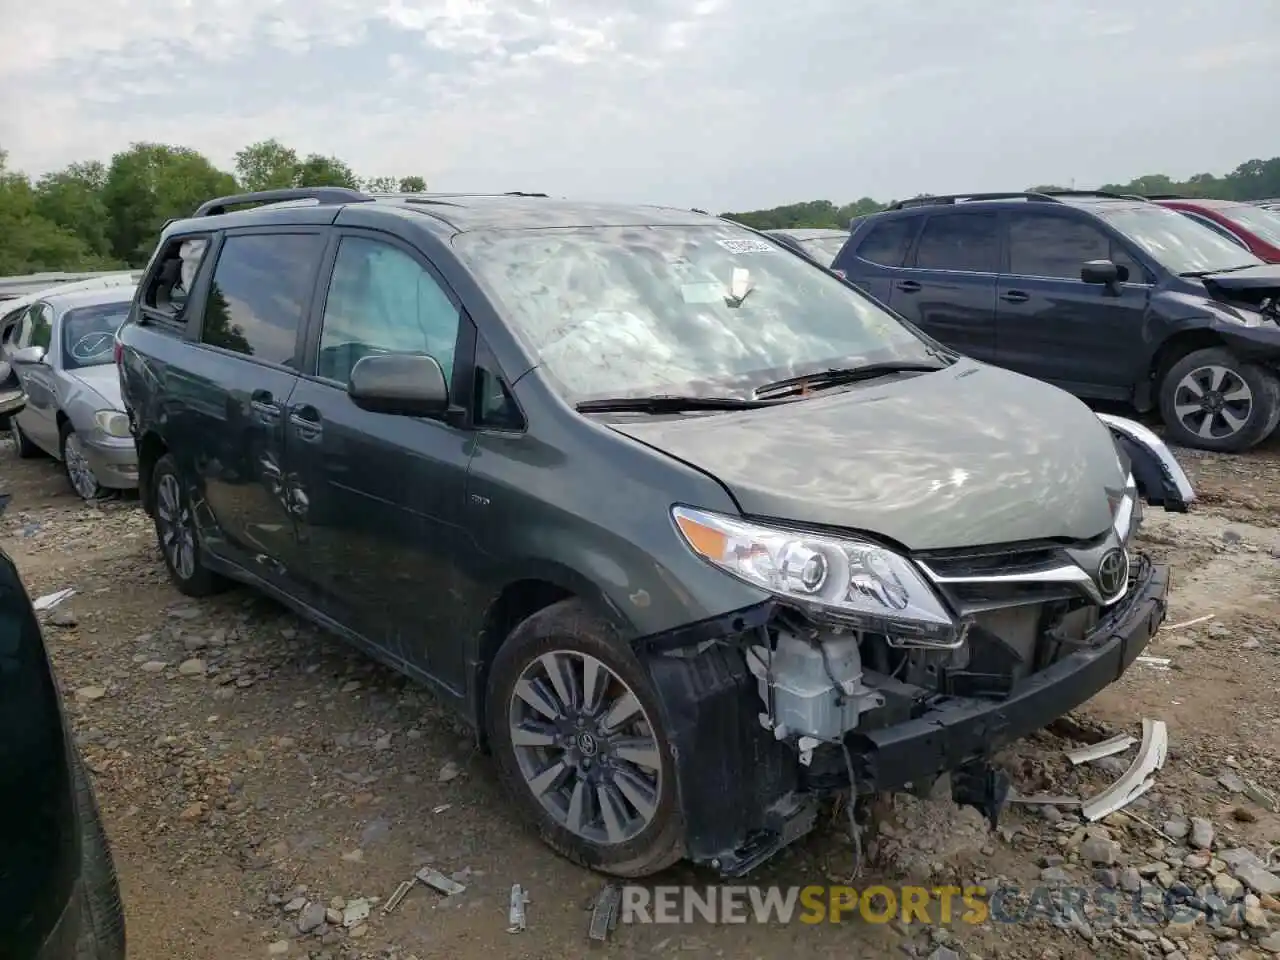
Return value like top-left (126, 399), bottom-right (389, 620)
top-left (151, 453), bottom-right (227, 597)
top-left (70, 744), bottom-right (127, 959)
top-left (485, 599), bottom-right (684, 877)
top-left (10, 416), bottom-right (40, 458)
top-left (61, 424), bottom-right (103, 501)
top-left (1158, 347), bottom-right (1280, 452)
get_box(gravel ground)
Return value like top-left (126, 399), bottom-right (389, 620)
top-left (3, 429), bottom-right (1279, 960)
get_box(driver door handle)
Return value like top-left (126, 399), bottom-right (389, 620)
top-left (1001, 290), bottom-right (1031, 304)
top-left (896, 280), bottom-right (922, 293)
top-left (289, 405), bottom-right (322, 442)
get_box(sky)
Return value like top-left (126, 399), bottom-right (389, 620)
top-left (1, 0), bottom-right (1277, 212)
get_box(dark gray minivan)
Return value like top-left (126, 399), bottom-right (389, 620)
top-left (116, 188), bottom-right (1194, 878)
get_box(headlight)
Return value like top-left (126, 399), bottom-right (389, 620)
top-left (93, 410), bottom-right (131, 438)
top-left (671, 505), bottom-right (958, 641)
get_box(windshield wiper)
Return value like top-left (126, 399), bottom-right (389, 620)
top-left (575, 395), bottom-right (779, 414)
top-left (752, 361), bottom-right (947, 400)
top-left (1180, 264), bottom-right (1260, 277)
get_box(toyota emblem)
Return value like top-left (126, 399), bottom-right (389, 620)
top-left (1096, 548), bottom-right (1129, 600)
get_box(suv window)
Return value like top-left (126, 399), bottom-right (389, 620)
top-left (1007, 213), bottom-right (1147, 281)
top-left (144, 235), bottom-right (211, 318)
top-left (317, 237), bottom-right (461, 386)
top-left (856, 218), bottom-right (916, 267)
top-left (914, 214), bottom-right (999, 273)
top-left (201, 233), bottom-right (325, 365)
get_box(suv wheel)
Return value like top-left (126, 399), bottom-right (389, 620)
top-left (1158, 347), bottom-right (1280, 452)
top-left (485, 598), bottom-right (684, 877)
top-left (10, 416), bottom-right (39, 458)
top-left (151, 453), bottom-right (227, 597)
top-left (61, 424), bottom-right (103, 501)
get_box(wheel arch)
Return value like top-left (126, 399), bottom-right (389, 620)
top-left (1139, 327), bottom-right (1226, 410)
top-left (136, 431), bottom-right (169, 515)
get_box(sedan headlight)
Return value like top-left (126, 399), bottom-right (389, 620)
top-left (671, 505), bottom-right (958, 642)
top-left (93, 410), bottom-right (131, 438)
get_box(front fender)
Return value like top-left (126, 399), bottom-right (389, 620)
top-left (1096, 413), bottom-right (1196, 512)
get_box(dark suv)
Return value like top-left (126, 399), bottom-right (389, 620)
top-left (833, 191), bottom-right (1280, 452)
top-left (116, 187), bottom-right (1193, 878)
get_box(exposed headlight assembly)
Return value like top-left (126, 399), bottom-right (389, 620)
top-left (671, 505), bottom-right (960, 645)
top-left (93, 410), bottom-right (131, 438)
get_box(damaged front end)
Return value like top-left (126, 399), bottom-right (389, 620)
top-left (639, 431), bottom-right (1187, 878)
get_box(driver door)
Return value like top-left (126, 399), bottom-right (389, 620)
top-left (12, 302), bottom-right (60, 450)
top-left (286, 230), bottom-right (476, 684)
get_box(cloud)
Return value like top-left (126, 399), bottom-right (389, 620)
top-left (0, 0), bottom-right (1276, 211)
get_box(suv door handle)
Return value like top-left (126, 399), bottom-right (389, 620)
top-left (288, 405), bottom-right (323, 442)
top-left (249, 390), bottom-right (280, 424)
top-left (1001, 290), bottom-right (1031, 304)
top-left (896, 280), bottom-right (922, 293)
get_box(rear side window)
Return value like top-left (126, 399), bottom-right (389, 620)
top-left (201, 233), bottom-right (325, 366)
top-left (1007, 212), bottom-right (1148, 282)
top-left (914, 214), bottom-right (999, 272)
top-left (143, 235), bottom-right (211, 319)
top-left (855, 218), bottom-right (916, 267)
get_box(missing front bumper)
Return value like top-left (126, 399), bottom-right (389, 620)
top-left (642, 557), bottom-right (1169, 877)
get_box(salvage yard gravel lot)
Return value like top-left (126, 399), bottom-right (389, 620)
top-left (3, 430), bottom-right (1279, 960)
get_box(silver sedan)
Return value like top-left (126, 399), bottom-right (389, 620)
top-left (5, 286), bottom-right (139, 499)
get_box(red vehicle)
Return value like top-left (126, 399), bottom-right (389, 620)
top-left (1150, 196), bottom-right (1280, 263)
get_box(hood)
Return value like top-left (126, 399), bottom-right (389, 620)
top-left (66, 365), bottom-right (123, 409)
top-left (609, 362), bottom-right (1126, 552)
top-left (1200, 265), bottom-right (1280, 314)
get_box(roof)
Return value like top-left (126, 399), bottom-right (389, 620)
top-left (173, 189), bottom-right (722, 236)
top-left (766, 228), bottom-right (849, 241)
top-left (1151, 197), bottom-right (1245, 210)
top-left (39, 285), bottom-right (137, 311)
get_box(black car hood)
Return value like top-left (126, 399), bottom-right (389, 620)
top-left (609, 362), bottom-right (1125, 552)
top-left (1201, 263), bottom-right (1280, 294)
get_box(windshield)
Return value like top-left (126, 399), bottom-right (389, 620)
top-left (800, 236), bottom-right (849, 266)
top-left (1222, 205), bottom-right (1280, 248)
top-left (452, 224), bottom-right (935, 402)
top-left (1097, 205), bottom-right (1264, 275)
top-left (61, 301), bottom-right (130, 369)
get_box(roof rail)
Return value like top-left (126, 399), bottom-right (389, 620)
top-left (886, 191), bottom-right (1064, 211)
top-left (1038, 189), bottom-right (1144, 201)
top-left (503, 191), bottom-right (549, 198)
top-left (193, 187), bottom-right (371, 218)
top-left (1141, 194), bottom-right (1190, 201)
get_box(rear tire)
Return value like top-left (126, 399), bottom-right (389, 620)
top-left (10, 416), bottom-right (40, 458)
top-left (151, 453), bottom-right (228, 597)
top-left (70, 744), bottom-right (126, 959)
top-left (61, 423), bottom-right (104, 501)
top-left (485, 599), bottom-right (684, 878)
top-left (1158, 347), bottom-right (1280, 452)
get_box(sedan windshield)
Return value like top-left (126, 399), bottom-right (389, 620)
top-left (1096, 205), bottom-right (1264, 275)
top-left (1222, 205), bottom-right (1280, 248)
top-left (452, 224), bottom-right (936, 402)
top-left (61, 302), bottom-right (130, 369)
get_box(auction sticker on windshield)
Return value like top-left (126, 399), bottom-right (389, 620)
top-left (717, 238), bottom-right (774, 254)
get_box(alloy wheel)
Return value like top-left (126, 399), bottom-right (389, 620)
top-left (64, 433), bottom-right (100, 499)
top-left (1173, 364), bottom-right (1253, 441)
top-left (9, 417), bottom-right (22, 450)
top-left (156, 473), bottom-right (196, 581)
top-left (508, 650), bottom-right (663, 845)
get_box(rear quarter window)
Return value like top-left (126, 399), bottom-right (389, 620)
top-left (854, 217), bottom-right (917, 267)
top-left (139, 234), bottom-right (213, 326)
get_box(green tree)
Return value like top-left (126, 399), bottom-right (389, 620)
top-left (101, 143), bottom-right (238, 264)
top-left (233, 139), bottom-right (300, 192)
top-left (201, 283), bottom-right (252, 356)
top-left (399, 175), bottom-right (427, 192)
top-left (361, 175), bottom-right (400, 193)
top-left (295, 154), bottom-right (359, 189)
top-left (0, 150), bottom-right (107, 274)
top-left (34, 161), bottom-right (117, 261)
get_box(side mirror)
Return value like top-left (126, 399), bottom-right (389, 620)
top-left (348, 353), bottom-right (450, 418)
top-left (10, 346), bottom-right (47, 365)
top-left (1081, 260), bottom-right (1120, 286)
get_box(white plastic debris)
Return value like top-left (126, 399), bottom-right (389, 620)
top-left (507, 883), bottom-right (529, 933)
top-left (1081, 718), bottom-right (1168, 821)
top-left (32, 588), bottom-right (76, 612)
top-left (342, 898), bottom-right (370, 928)
top-left (416, 867), bottom-right (466, 897)
top-left (1066, 732), bottom-right (1138, 766)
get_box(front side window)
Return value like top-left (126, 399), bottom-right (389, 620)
top-left (201, 233), bottom-right (325, 365)
top-left (317, 237), bottom-right (461, 386)
top-left (914, 214), bottom-right (1000, 273)
top-left (28, 303), bottom-right (53, 351)
top-left (1097, 205), bottom-right (1263, 275)
top-left (61, 302), bottom-right (131, 369)
top-left (452, 223), bottom-right (937, 403)
top-left (1006, 213), bottom-right (1146, 282)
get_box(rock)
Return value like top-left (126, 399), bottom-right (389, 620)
top-left (1263, 894), bottom-right (1280, 911)
top-left (1186, 852), bottom-right (1213, 871)
top-left (1158, 870), bottom-right (1178, 889)
top-left (1234, 864), bottom-right (1280, 897)
top-left (74, 685), bottom-right (106, 702)
top-left (1242, 638), bottom-right (1261, 649)
top-left (177, 658), bottom-right (206, 676)
top-left (341, 680), bottom-right (361, 693)
top-left (283, 897), bottom-right (306, 913)
top-left (1244, 903), bottom-right (1270, 931)
top-left (140, 660), bottom-right (167, 673)
top-left (1260, 932), bottom-right (1280, 955)
top-left (1214, 874), bottom-right (1245, 901)
top-left (1040, 867), bottom-right (1071, 883)
top-left (325, 908), bottom-right (342, 925)
top-left (1166, 916), bottom-right (1201, 938)
top-left (1191, 818), bottom-right (1215, 850)
top-left (348, 923), bottom-right (368, 939)
top-left (178, 802), bottom-right (206, 822)
top-left (182, 634), bottom-right (208, 651)
top-left (1083, 838), bottom-right (1122, 865)
top-left (1121, 868), bottom-right (1143, 892)
top-left (1230, 807), bottom-right (1257, 823)
top-left (297, 902), bottom-right (327, 934)
top-left (266, 941), bottom-right (289, 956)
top-left (48, 608), bottom-right (78, 627)
top-left (373, 734), bottom-right (392, 751)
top-left (927, 950), bottom-right (961, 960)
top-left (1095, 868), bottom-right (1119, 888)
top-left (1218, 771), bottom-right (1248, 794)
top-left (1165, 817), bottom-right (1191, 840)
top-left (168, 605), bottom-right (202, 620)
top-left (1139, 862), bottom-right (1167, 877)
top-left (438, 760), bottom-right (460, 783)
top-left (340, 849), bottom-right (364, 863)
